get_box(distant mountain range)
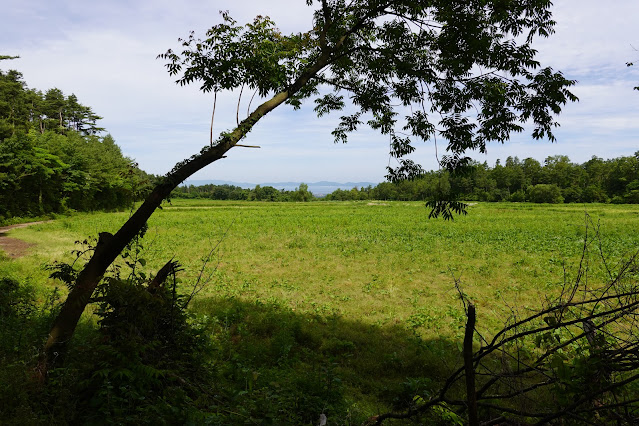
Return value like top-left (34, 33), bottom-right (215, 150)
top-left (181, 180), bottom-right (378, 195)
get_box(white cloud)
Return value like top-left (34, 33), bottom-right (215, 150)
top-left (535, 0), bottom-right (639, 75)
top-left (2, 0), bottom-right (638, 182)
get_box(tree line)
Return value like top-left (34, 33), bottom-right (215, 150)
top-left (0, 67), bottom-right (103, 138)
top-left (0, 64), bottom-right (151, 220)
top-left (373, 154), bottom-right (639, 203)
top-left (6, 1), bottom-right (639, 423)
top-left (171, 153), bottom-right (639, 204)
top-left (172, 182), bottom-right (314, 201)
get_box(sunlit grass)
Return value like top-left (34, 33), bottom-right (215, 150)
top-left (2, 200), bottom-right (638, 420)
top-left (3, 200), bottom-right (638, 340)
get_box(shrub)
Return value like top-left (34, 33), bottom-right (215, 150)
top-left (582, 185), bottom-right (609, 203)
top-left (508, 190), bottom-right (526, 202)
top-left (0, 277), bottom-right (63, 425)
top-left (67, 267), bottom-right (215, 424)
top-left (526, 184), bottom-right (564, 203)
top-left (561, 185), bottom-right (582, 203)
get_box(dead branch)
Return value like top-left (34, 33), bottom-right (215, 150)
top-left (464, 304), bottom-right (479, 426)
top-left (148, 259), bottom-right (182, 291)
top-left (371, 219), bottom-right (639, 425)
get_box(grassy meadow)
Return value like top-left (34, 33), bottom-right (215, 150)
top-left (4, 200), bottom-right (638, 337)
top-left (2, 200), bottom-right (639, 422)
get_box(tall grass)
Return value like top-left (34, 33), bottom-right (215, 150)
top-left (1, 201), bottom-right (638, 423)
top-left (3, 201), bottom-right (638, 340)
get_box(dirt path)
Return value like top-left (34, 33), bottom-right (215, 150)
top-left (0, 221), bottom-right (50, 259)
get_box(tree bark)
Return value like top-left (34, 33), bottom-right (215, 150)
top-left (39, 93), bottom-right (285, 376)
top-left (38, 51), bottom-right (332, 379)
top-left (464, 304), bottom-right (479, 426)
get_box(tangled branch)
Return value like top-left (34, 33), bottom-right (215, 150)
top-left (371, 215), bottom-right (639, 425)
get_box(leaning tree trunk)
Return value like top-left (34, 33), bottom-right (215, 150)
top-left (39, 95), bottom-right (279, 375)
top-left (38, 56), bottom-right (330, 379)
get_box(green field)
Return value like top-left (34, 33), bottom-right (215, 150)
top-left (2, 200), bottom-right (638, 423)
top-left (4, 200), bottom-right (639, 338)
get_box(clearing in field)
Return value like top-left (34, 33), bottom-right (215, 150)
top-left (4, 200), bottom-right (638, 339)
top-left (2, 200), bottom-right (639, 423)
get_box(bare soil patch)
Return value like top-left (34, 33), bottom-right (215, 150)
top-left (0, 221), bottom-right (50, 259)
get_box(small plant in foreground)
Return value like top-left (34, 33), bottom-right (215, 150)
top-left (372, 217), bottom-right (639, 425)
top-left (42, 230), bottom-right (216, 424)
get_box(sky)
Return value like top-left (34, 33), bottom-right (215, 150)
top-left (2, 0), bottom-right (638, 184)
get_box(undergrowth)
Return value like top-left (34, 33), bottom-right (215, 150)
top-left (0, 227), bottom-right (459, 425)
top-left (0, 277), bottom-right (458, 425)
top-left (2, 206), bottom-right (638, 424)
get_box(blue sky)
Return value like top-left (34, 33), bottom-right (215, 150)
top-left (2, 0), bottom-right (638, 184)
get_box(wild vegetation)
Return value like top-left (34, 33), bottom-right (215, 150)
top-left (0, 63), bottom-right (152, 222)
top-left (2, 201), bottom-right (639, 423)
top-left (2, 0), bottom-right (638, 424)
top-left (174, 182), bottom-right (316, 202)
top-left (172, 153), bottom-right (639, 203)
top-left (41, 0), bottom-right (579, 374)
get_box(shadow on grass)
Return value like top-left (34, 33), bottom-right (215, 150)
top-left (187, 295), bottom-right (465, 424)
top-left (0, 282), bottom-right (466, 425)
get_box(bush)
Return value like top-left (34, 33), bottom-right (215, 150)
top-left (561, 185), bottom-right (582, 203)
top-left (526, 184), bottom-right (564, 203)
top-left (0, 277), bottom-right (35, 320)
top-left (28, 228), bottom-right (217, 424)
top-left (582, 185), bottom-right (609, 203)
top-left (66, 266), bottom-right (215, 424)
top-left (508, 190), bottom-right (526, 202)
top-left (0, 277), bottom-right (63, 425)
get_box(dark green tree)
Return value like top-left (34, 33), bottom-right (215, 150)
top-left (504, 156), bottom-right (525, 193)
top-left (526, 183), bottom-right (564, 203)
top-left (42, 0), bottom-right (577, 374)
top-left (608, 154), bottom-right (639, 203)
top-left (42, 88), bottom-right (66, 131)
top-left (0, 57), bottom-right (140, 217)
top-left (0, 133), bottom-right (67, 216)
top-left (292, 183), bottom-right (313, 201)
top-left (522, 157), bottom-right (543, 186)
top-left (0, 69), bottom-right (30, 139)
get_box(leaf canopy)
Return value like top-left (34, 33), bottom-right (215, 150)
top-left (159, 0), bottom-right (577, 217)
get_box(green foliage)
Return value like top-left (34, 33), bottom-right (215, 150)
top-left (0, 276), bottom-right (62, 425)
top-left (173, 183), bottom-right (250, 200)
top-left (526, 183), bottom-right (564, 203)
top-left (172, 182), bottom-right (320, 202)
top-left (0, 68), bottom-right (103, 138)
top-left (35, 233), bottom-right (213, 424)
top-left (426, 200), bottom-right (468, 220)
top-left (0, 276), bottom-right (34, 318)
top-left (0, 65), bottom-right (152, 221)
top-left (412, 154), bottom-right (639, 205)
top-left (0, 131), bottom-right (144, 219)
top-left (72, 279), bottom-right (208, 424)
top-left (292, 182), bottom-right (314, 202)
top-left (159, 12), bottom-right (315, 97)
top-left (159, 1), bottom-right (577, 219)
top-left (170, 153), bottom-right (639, 206)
